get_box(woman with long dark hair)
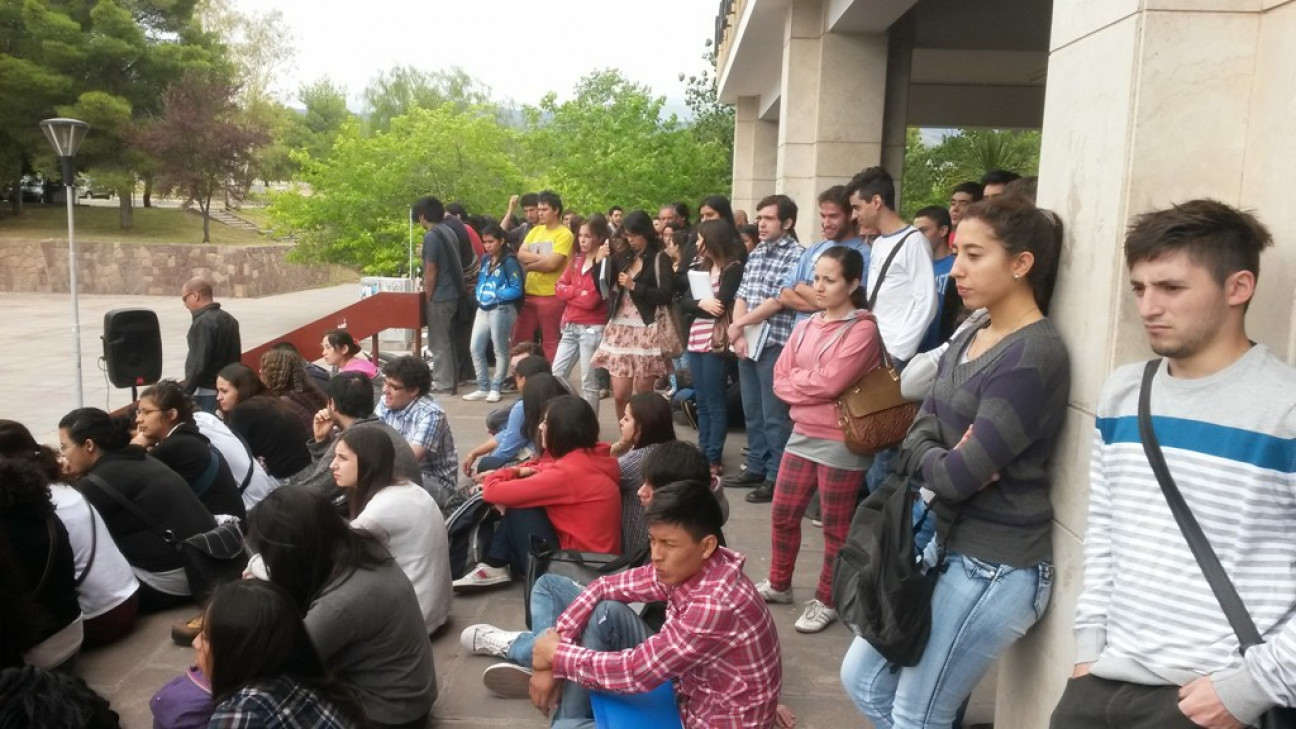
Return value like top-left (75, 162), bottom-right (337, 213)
top-left (215, 364), bottom-right (311, 482)
top-left (460, 362), bottom-right (567, 475)
top-left (133, 380), bottom-right (245, 520)
top-left (464, 223), bottom-right (525, 403)
top-left (0, 458), bottom-right (82, 670)
top-left (680, 219), bottom-right (746, 485)
top-left (321, 330), bottom-right (377, 378)
top-left (590, 210), bottom-right (676, 419)
top-left (59, 408), bottom-right (215, 612)
top-left (200, 580), bottom-right (365, 728)
top-left (699, 194), bottom-right (738, 231)
top-left (259, 348), bottom-right (327, 431)
top-left (247, 487), bottom-right (436, 728)
top-left (755, 246), bottom-right (883, 634)
top-left (454, 396), bottom-right (620, 591)
top-left (841, 197), bottom-right (1069, 727)
top-left (331, 427), bottom-right (451, 635)
top-left (0, 420), bottom-right (139, 648)
top-left (552, 215), bottom-right (611, 413)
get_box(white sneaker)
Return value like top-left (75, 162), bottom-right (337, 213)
top-left (754, 579), bottom-right (794, 604)
top-left (482, 662), bottom-right (533, 698)
top-left (452, 562), bottom-right (511, 592)
top-left (462, 390), bottom-right (490, 401)
top-left (486, 390), bottom-right (501, 403)
top-left (459, 623), bottom-right (522, 658)
top-left (794, 599), bottom-right (838, 633)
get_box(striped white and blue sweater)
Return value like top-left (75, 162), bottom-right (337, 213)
top-left (1075, 345), bottom-right (1296, 724)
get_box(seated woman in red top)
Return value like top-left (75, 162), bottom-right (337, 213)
top-left (453, 396), bottom-right (620, 592)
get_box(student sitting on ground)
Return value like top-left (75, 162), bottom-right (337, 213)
top-left (463, 360), bottom-right (567, 475)
top-left (331, 427), bottom-right (452, 636)
top-left (454, 396), bottom-right (620, 591)
top-left (463, 481), bottom-right (783, 727)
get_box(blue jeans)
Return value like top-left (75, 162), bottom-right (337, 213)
top-left (840, 550), bottom-right (1053, 728)
top-left (507, 574), bottom-right (653, 729)
top-left (552, 323), bottom-right (605, 413)
top-left (737, 343), bottom-right (791, 481)
top-left (470, 305), bottom-right (518, 392)
top-left (484, 507), bottom-right (558, 578)
top-left (193, 394), bottom-right (218, 414)
top-left (687, 350), bottom-right (729, 465)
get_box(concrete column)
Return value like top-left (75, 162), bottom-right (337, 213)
top-left (998, 3), bottom-right (1296, 728)
top-left (731, 95), bottom-right (778, 220)
top-left (881, 9), bottom-right (914, 205)
top-left (775, 0), bottom-right (888, 229)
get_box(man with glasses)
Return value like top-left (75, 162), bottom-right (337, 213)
top-left (375, 355), bottom-right (460, 512)
top-left (179, 277), bottom-right (240, 414)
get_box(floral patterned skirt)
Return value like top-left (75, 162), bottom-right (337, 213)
top-left (591, 307), bottom-right (672, 379)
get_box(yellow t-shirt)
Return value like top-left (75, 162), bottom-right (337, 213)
top-left (521, 224), bottom-right (575, 297)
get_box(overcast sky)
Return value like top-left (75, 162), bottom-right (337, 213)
top-left (233, 0), bottom-right (720, 112)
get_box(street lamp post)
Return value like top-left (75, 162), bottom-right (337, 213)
top-left (40, 118), bottom-right (90, 408)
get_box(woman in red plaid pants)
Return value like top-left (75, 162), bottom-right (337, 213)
top-left (756, 246), bottom-right (884, 633)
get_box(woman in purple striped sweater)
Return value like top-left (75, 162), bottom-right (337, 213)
top-left (841, 195), bottom-right (1071, 728)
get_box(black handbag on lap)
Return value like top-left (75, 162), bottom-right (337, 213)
top-left (84, 473), bottom-right (248, 604)
top-left (1138, 359), bottom-right (1296, 729)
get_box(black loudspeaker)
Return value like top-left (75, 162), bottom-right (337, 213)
top-left (103, 308), bottom-right (163, 388)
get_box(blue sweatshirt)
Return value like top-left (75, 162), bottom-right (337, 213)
top-left (475, 254), bottom-right (524, 310)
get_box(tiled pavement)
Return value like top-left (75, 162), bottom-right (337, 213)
top-left (3, 284), bottom-right (995, 728)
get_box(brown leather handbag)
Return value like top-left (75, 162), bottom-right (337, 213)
top-left (836, 347), bottom-right (918, 455)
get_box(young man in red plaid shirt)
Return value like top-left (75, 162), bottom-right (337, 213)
top-left (462, 481), bottom-right (785, 728)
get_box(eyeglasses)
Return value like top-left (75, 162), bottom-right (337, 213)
top-left (381, 380), bottom-right (411, 392)
top-left (137, 406), bottom-right (163, 416)
top-left (58, 442), bottom-right (75, 453)
top-left (181, 291), bottom-right (196, 302)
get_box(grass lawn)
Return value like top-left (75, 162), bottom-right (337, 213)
top-left (0, 204), bottom-right (269, 246)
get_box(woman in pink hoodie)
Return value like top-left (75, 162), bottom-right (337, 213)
top-left (552, 216), bottom-right (611, 414)
top-left (757, 246), bottom-right (883, 634)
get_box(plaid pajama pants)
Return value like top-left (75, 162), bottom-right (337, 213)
top-left (769, 451), bottom-right (867, 605)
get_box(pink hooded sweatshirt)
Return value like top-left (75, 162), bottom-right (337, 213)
top-left (773, 310), bottom-right (884, 442)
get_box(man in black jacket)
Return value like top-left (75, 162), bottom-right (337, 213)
top-left (180, 278), bottom-right (240, 414)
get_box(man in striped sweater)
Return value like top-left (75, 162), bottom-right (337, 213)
top-left (1052, 200), bottom-right (1295, 728)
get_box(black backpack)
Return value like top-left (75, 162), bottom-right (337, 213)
top-left (445, 492), bottom-right (501, 580)
top-left (832, 468), bottom-right (944, 667)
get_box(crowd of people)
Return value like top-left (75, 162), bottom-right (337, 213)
top-left (2, 162), bottom-right (1292, 729)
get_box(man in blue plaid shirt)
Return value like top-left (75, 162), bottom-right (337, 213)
top-left (724, 194), bottom-right (805, 504)
top-left (375, 355), bottom-right (460, 512)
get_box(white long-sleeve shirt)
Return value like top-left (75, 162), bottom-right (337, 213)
top-left (1075, 347), bottom-right (1296, 725)
top-left (866, 226), bottom-right (936, 362)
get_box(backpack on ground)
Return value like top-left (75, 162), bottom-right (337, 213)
top-left (445, 491), bottom-right (501, 580)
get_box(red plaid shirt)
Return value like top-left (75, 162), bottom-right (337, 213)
top-left (552, 548), bottom-right (782, 728)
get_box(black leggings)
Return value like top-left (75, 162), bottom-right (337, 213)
top-left (484, 506), bottom-right (558, 576)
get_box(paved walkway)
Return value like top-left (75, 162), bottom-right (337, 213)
top-left (2, 285), bottom-right (995, 728)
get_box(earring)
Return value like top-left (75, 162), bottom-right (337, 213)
top-left (1013, 273), bottom-right (1021, 280)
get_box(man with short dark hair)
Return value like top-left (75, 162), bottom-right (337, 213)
top-left (180, 277), bottom-right (240, 414)
top-left (980, 169), bottom-right (1021, 199)
top-left (461, 481), bottom-right (782, 728)
top-left (414, 195), bottom-right (467, 393)
top-left (504, 192), bottom-right (541, 249)
top-left (723, 194), bottom-right (803, 504)
top-left (442, 203), bottom-right (483, 385)
top-left (1052, 200), bottom-right (1295, 729)
top-left (607, 205), bottom-right (623, 234)
top-left (779, 185), bottom-right (871, 323)
top-left (285, 372), bottom-right (423, 504)
top-left (913, 205), bottom-right (959, 353)
top-left (948, 181), bottom-right (984, 235)
top-left (513, 190), bottom-right (574, 363)
top-left (376, 355), bottom-right (459, 511)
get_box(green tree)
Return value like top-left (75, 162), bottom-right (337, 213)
top-left (523, 69), bottom-right (730, 215)
top-left (270, 104), bottom-right (523, 274)
top-left (361, 66), bottom-right (491, 134)
top-left (900, 128), bottom-right (1041, 218)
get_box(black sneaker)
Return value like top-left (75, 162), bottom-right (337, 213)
top-left (745, 481), bottom-right (775, 503)
top-left (722, 470), bottom-right (765, 489)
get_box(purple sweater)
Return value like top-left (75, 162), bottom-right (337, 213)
top-left (905, 318), bottom-right (1070, 567)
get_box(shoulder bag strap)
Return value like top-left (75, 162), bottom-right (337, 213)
top-left (34, 517), bottom-right (57, 595)
top-left (228, 430), bottom-right (257, 494)
top-left (75, 498), bottom-right (98, 587)
top-left (866, 230), bottom-right (919, 312)
top-left (1137, 358), bottom-right (1264, 650)
top-left (82, 472), bottom-right (177, 545)
top-left (189, 445), bottom-right (221, 498)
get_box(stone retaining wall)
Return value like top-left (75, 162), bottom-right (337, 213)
top-left (0, 238), bottom-right (356, 297)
